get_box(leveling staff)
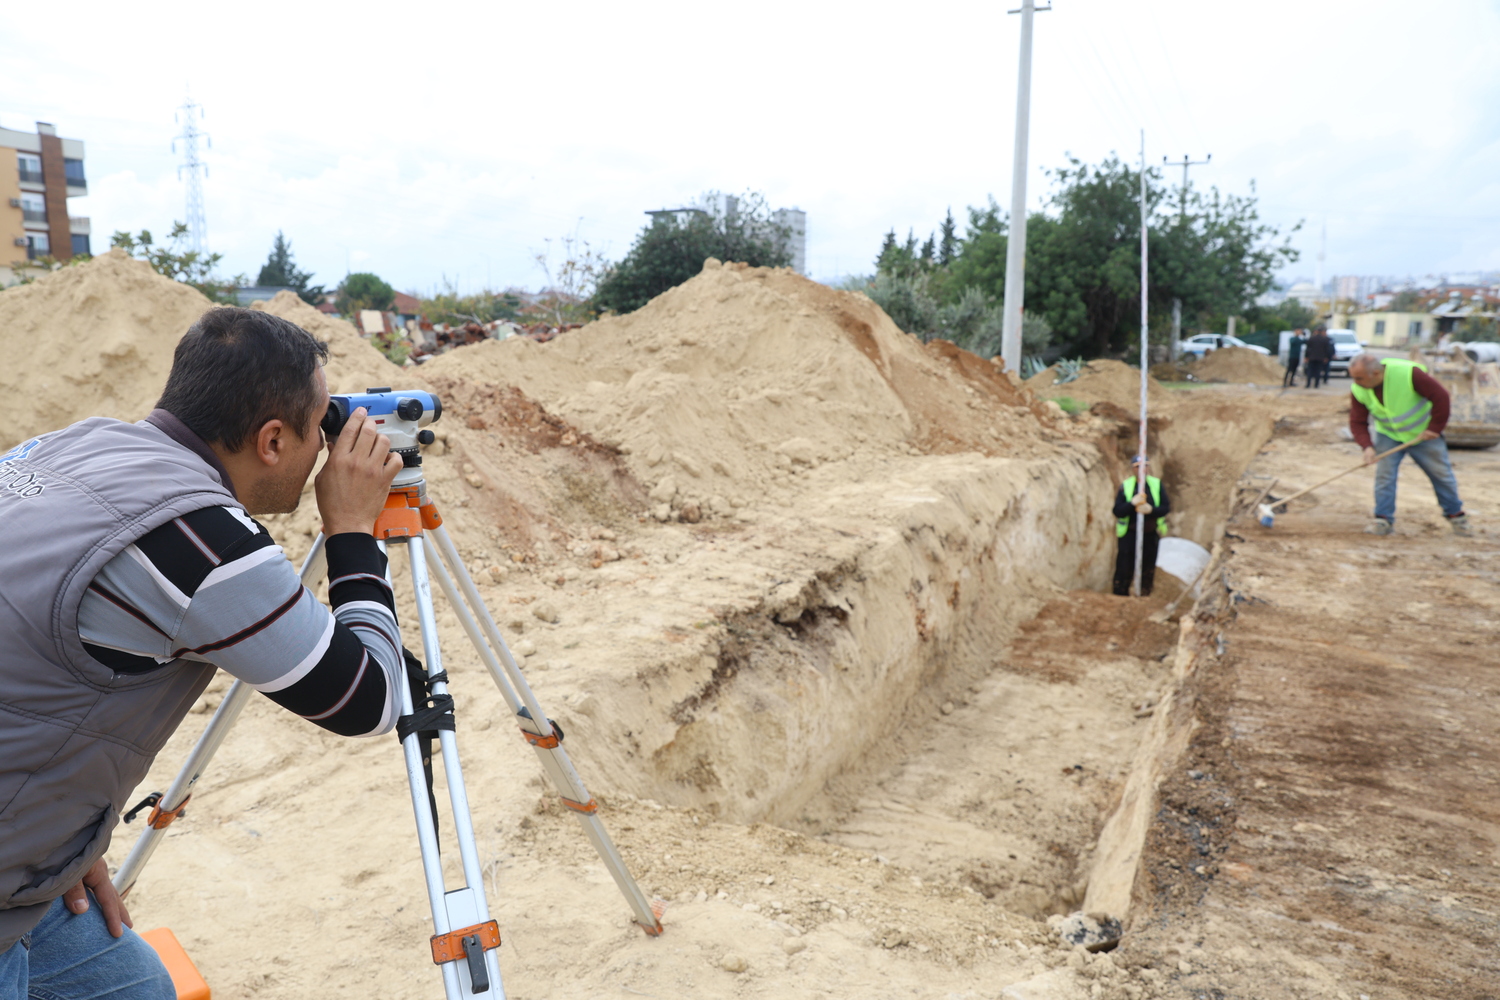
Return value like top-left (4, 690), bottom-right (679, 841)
top-left (0, 308), bottom-right (408, 998)
top-left (1112, 456), bottom-right (1171, 596)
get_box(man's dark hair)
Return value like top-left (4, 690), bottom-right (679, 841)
top-left (157, 307), bottom-right (329, 452)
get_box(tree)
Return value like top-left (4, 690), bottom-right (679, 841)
top-left (875, 157), bottom-right (1299, 358)
top-left (1389, 290), bottom-right (1423, 311)
top-left (938, 209), bottom-right (959, 267)
top-left (534, 232), bottom-right (609, 325)
top-left (593, 191), bottom-right (792, 315)
top-left (336, 272), bottom-right (396, 315)
top-left (110, 222), bottom-right (241, 303)
top-left (421, 281), bottom-right (522, 328)
top-left (256, 231), bottom-right (325, 306)
top-left (1243, 296), bottom-right (1315, 336)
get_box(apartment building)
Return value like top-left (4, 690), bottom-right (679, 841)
top-left (1, 120), bottom-right (89, 273)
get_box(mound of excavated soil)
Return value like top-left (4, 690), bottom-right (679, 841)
top-left (0, 255), bottom-right (413, 452)
top-left (0, 251), bottom-right (215, 449)
top-left (1025, 359), bottom-right (1169, 414)
top-left (20, 253), bottom-right (1292, 998)
top-left (419, 260), bottom-right (1057, 518)
top-left (251, 291), bottom-right (414, 395)
top-left (1189, 345), bottom-right (1285, 383)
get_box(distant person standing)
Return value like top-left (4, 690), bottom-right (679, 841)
top-left (1349, 354), bottom-right (1471, 536)
top-left (1112, 456), bottom-right (1172, 596)
top-left (1304, 327), bottom-right (1334, 387)
top-left (1283, 329), bottom-right (1307, 388)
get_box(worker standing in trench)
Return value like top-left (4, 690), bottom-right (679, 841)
top-left (1349, 353), bottom-right (1472, 537)
top-left (1112, 456), bottom-right (1172, 596)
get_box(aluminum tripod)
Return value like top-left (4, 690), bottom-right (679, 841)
top-left (114, 473), bottom-right (662, 998)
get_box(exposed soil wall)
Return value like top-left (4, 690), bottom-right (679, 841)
top-left (13, 253), bottom-right (1299, 998)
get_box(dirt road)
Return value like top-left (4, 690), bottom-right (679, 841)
top-left (1122, 390), bottom-right (1500, 999)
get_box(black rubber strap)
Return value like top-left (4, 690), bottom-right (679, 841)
top-left (396, 649), bottom-right (454, 840)
top-left (396, 695), bottom-right (455, 741)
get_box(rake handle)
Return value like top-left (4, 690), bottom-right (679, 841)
top-left (1272, 438), bottom-right (1422, 508)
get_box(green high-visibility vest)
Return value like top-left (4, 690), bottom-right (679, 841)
top-left (1350, 358), bottom-right (1432, 443)
top-left (1117, 475), bottom-right (1168, 537)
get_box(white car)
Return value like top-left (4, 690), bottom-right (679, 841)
top-left (1176, 333), bottom-right (1271, 359)
top-left (1326, 329), bottom-right (1365, 376)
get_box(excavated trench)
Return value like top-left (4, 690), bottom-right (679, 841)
top-left (562, 396), bottom-right (1276, 923)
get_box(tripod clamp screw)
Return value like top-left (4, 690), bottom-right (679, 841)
top-left (123, 791), bottom-right (191, 829)
top-left (516, 706), bottom-right (564, 749)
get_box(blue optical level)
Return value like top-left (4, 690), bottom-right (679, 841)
top-left (322, 388), bottom-right (442, 440)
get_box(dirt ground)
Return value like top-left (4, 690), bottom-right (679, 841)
top-left (1118, 383), bottom-right (1500, 1000)
top-left (24, 255), bottom-right (1495, 999)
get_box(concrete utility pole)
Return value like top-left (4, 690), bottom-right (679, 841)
top-left (999, 0), bottom-right (1051, 375)
top-left (172, 96), bottom-right (210, 256)
top-left (1164, 154), bottom-right (1209, 351)
top-left (1133, 131), bottom-right (1149, 599)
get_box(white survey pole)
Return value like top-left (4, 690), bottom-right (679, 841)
top-left (1000, 0), bottom-right (1042, 375)
top-left (1133, 131), bottom-right (1149, 598)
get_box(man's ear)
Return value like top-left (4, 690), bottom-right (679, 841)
top-left (253, 419), bottom-right (287, 468)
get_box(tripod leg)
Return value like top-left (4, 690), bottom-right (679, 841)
top-left (399, 536), bottom-right (506, 999)
top-left (425, 526), bottom-right (664, 935)
top-left (113, 535), bottom-right (330, 897)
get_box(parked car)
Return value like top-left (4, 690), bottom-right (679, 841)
top-left (1326, 329), bottom-right (1366, 376)
top-left (1176, 333), bottom-right (1271, 359)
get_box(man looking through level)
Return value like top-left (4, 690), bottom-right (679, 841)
top-left (0, 308), bottom-right (407, 997)
top-left (1112, 456), bottom-right (1171, 596)
top-left (1348, 353), bottom-right (1471, 537)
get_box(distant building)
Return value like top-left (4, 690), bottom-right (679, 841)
top-left (770, 207), bottom-right (807, 275)
top-left (392, 291), bottom-right (423, 328)
top-left (0, 120), bottom-right (90, 283)
top-left (1349, 311), bottom-right (1430, 348)
top-left (1286, 281), bottom-right (1322, 307)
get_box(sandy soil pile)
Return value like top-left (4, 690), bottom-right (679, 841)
top-left (252, 291), bottom-right (415, 395)
top-left (0, 251), bottom-right (215, 449)
top-left (1026, 359), bottom-right (1169, 413)
top-left (0, 259), bottom-right (415, 453)
top-left (13, 254), bottom-right (1313, 998)
top-left (420, 260), bottom-right (1054, 520)
top-left (1188, 346), bottom-right (1285, 383)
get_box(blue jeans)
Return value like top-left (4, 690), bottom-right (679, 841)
top-left (1373, 432), bottom-right (1465, 522)
top-left (0, 894), bottom-right (172, 1000)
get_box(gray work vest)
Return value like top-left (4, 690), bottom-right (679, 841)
top-left (0, 417), bottom-right (237, 951)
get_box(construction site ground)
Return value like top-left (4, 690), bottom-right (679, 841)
top-left (1121, 382), bottom-right (1500, 1000)
top-left (6, 255), bottom-right (1495, 999)
top-left (119, 386), bottom-right (1494, 1000)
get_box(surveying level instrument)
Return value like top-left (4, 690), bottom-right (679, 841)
top-left (114, 389), bottom-right (664, 999)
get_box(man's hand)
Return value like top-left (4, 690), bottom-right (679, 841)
top-left (1133, 492), bottom-right (1148, 506)
top-left (61, 858), bottom-right (131, 938)
top-left (1420, 429), bottom-right (1441, 442)
top-left (315, 407), bottom-right (403, 536)
top-left (1362, 446), bottom-right (1378, 465)
top-left (1133, 502), bottom-right (1154, 515)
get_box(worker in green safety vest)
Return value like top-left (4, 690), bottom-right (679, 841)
top-left (1348, 354), bottom-right (1470, 537)
top-left (1112, 455), bottom-right (1171, 596)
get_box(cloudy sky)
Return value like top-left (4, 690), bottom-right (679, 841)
top-left (7, 0), bottom-right (1498, 294)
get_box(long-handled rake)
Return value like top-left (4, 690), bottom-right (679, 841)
top-left (1257, 439), bottom-right (1421, 528)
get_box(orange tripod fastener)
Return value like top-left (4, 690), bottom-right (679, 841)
top-left (373, 486), bottom-right (425, 540)
top-left (147, 794), bottom-right (191, 830)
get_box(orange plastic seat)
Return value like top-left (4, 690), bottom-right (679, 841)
top-left (140, 927), bottom-right (210, 1000)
